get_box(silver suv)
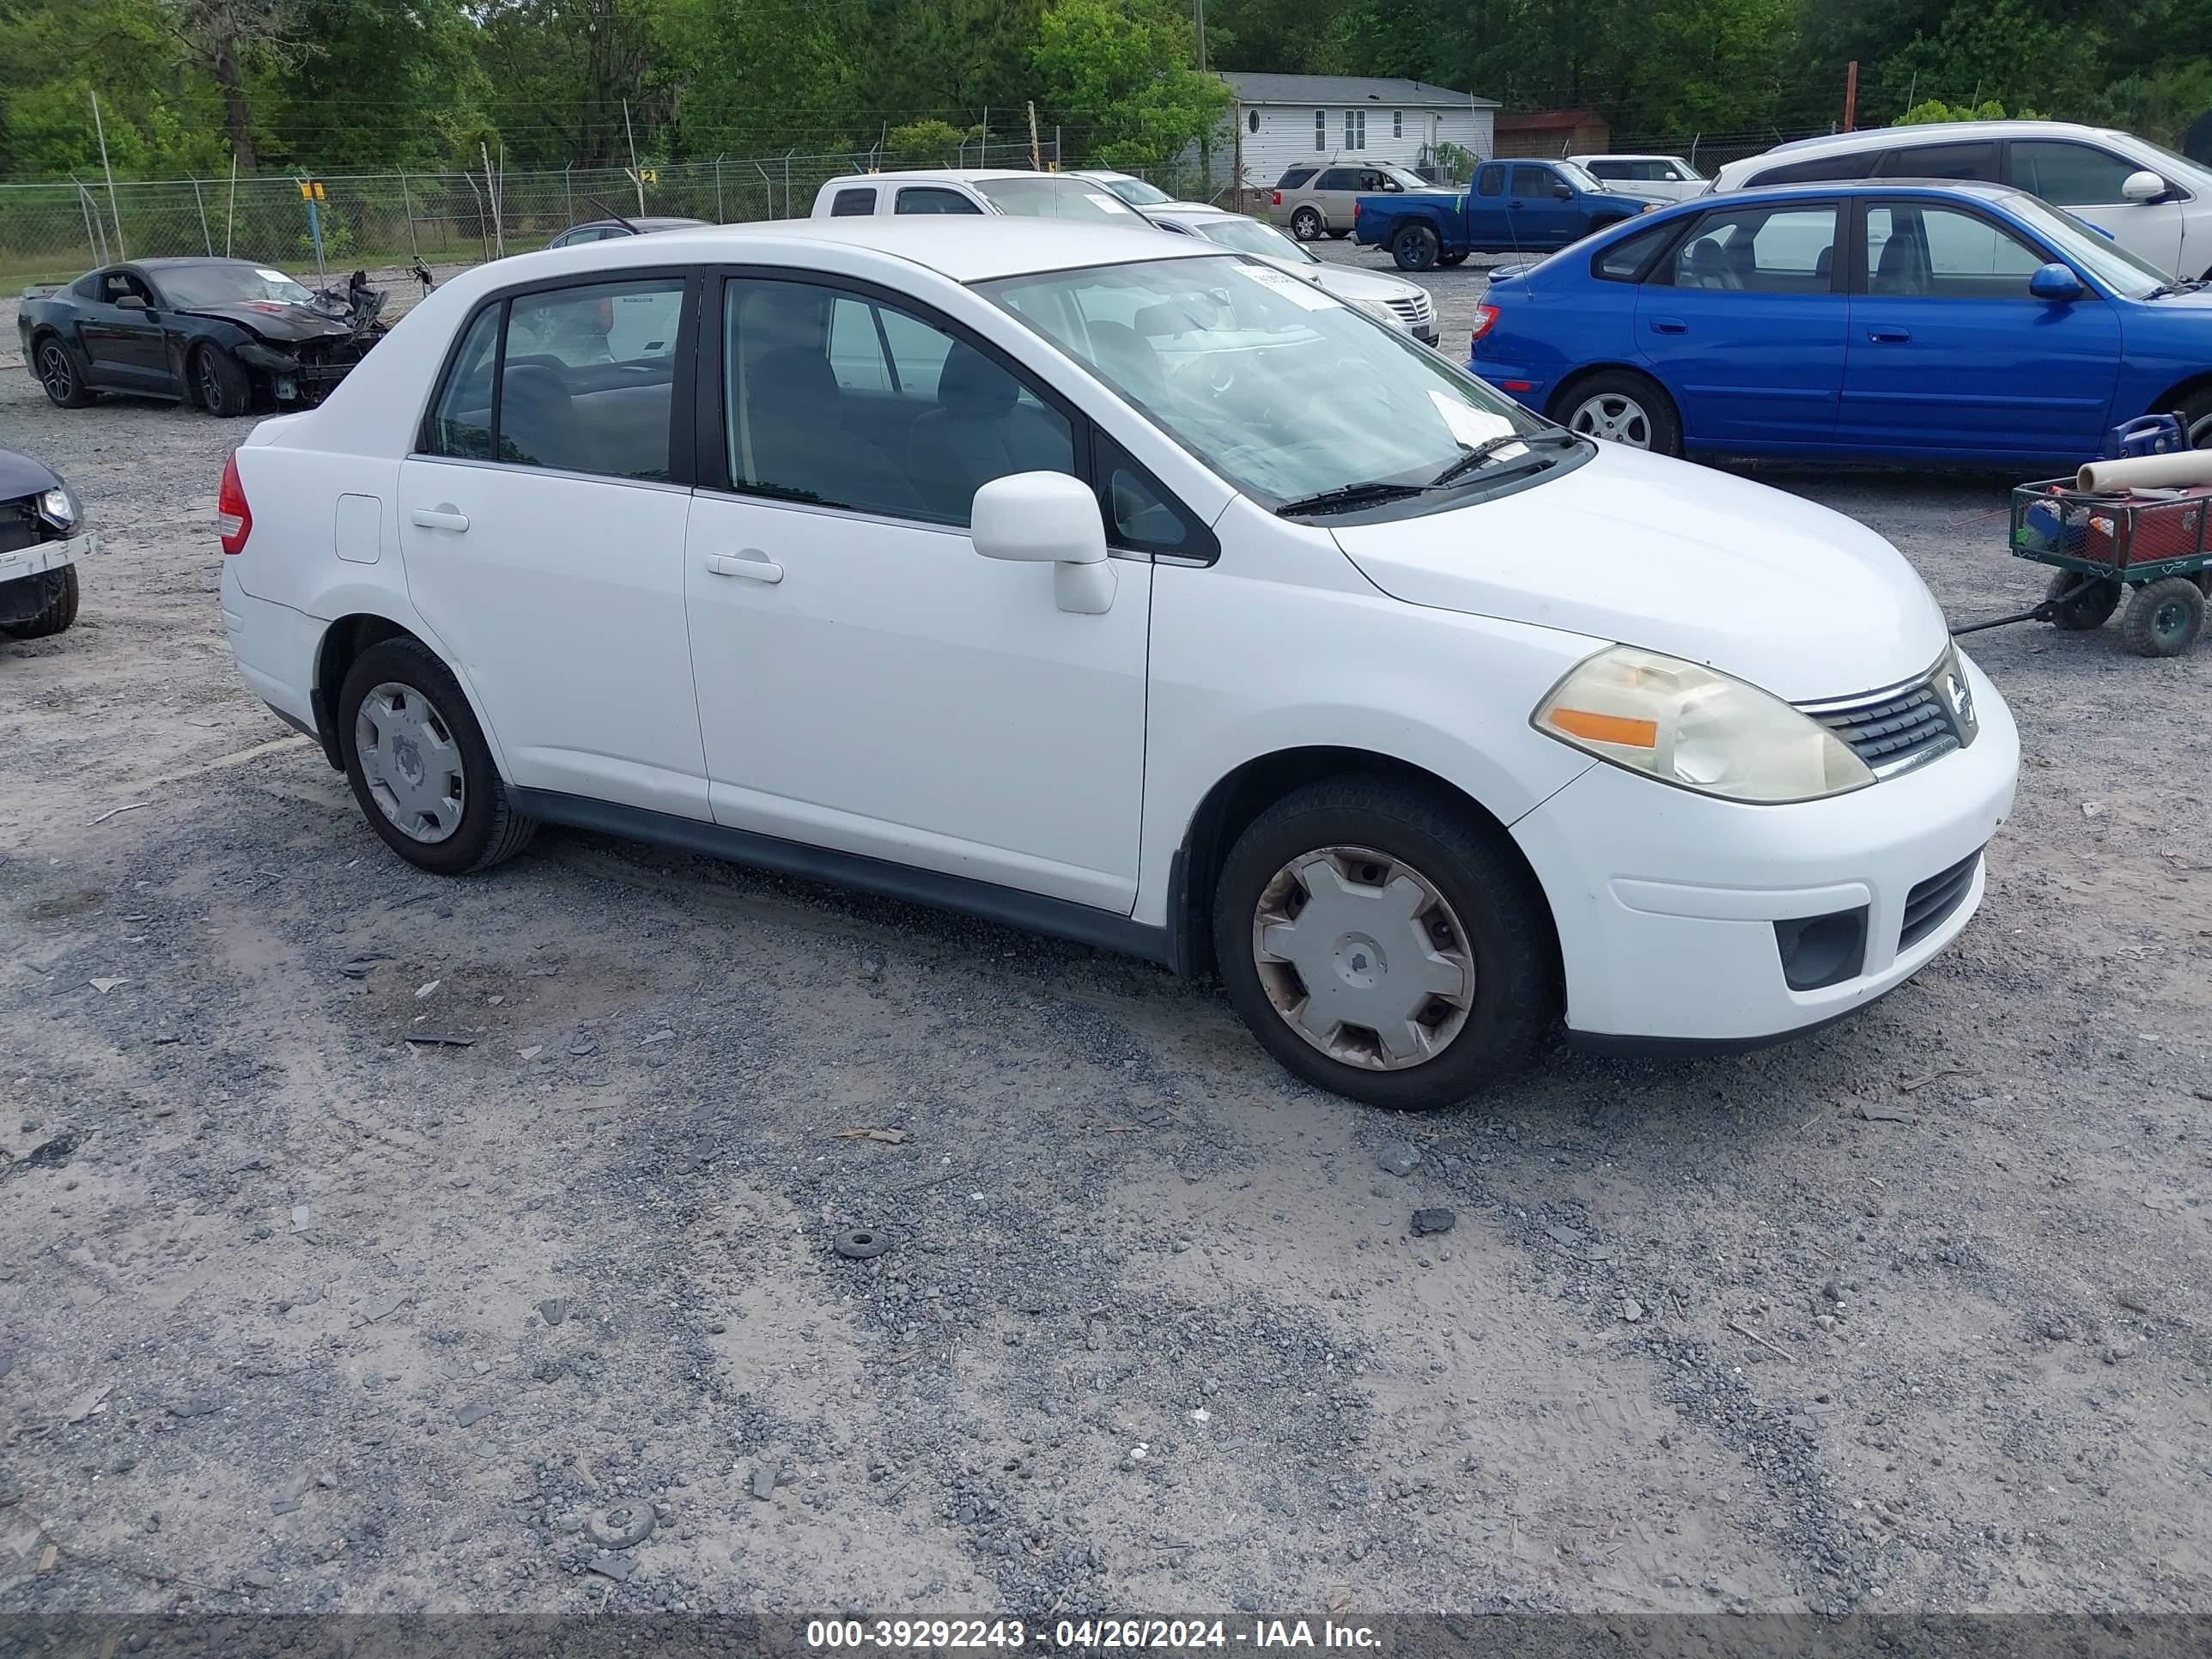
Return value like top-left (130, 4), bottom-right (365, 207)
top-left (1271, 161), bottom-right (1437, 241)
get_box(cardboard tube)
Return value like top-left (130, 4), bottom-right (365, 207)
top-left (2075, 449), bottom-right (2212, 492)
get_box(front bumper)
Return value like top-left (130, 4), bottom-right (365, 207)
top-left (0, 529), bottom-right (93, 590)
top-left (1512, 651), bottom-right (2020, 1044)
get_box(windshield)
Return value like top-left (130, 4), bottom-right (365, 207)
top-left (156, 264), bottom-right (314, 307)
top-left (1379, 165), bottom-right (1431, 191)
top-left (1098, 174), bottom-right (1173, 206)
top-left (1556, 161), bottom-right (1606, 192)
top-left (975, 177), bottom-right (1143, 222)
top-left (2004, 193), bottom-right (2170, 295)
top-left (2124, 137), bottom-right (2212, 192)
top-left (1191, 216), bottom-right (1317, 264)
top-left (981, 254), bottom-right (1553, 511)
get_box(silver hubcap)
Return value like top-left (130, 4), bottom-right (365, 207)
top-left (1295, 212), bottom-right (1318, 240)
top-left (355, 681), bottom-right (465, 844)
top-left (1251, 845), bottom-right (1475, 1072)
top-left (1570, 392), bottom-right (1651, 447)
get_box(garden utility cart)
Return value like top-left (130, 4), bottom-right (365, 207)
top-left (1952, 416), bottom-right (2210, 659)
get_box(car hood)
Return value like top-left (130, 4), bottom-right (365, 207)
top-left (179, 303), bottom-right (361, 343)
top-left (0, 447), bottom-right (63, 500)
top-left (1279, 258), bottom-right (1422, 304)
top-left (1328, 441), bottom-right (1950, 702)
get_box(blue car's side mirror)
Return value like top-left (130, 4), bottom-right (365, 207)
top-left (2029, 262), bottom-right (2084, 302)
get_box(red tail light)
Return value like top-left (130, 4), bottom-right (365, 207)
top-left (1352, 201), bottom-right (1361, 219)
top-left (1272, 190), bottom-right (1282, 205)
top-left (1469, 303), bottom-right (1501, 341)
top-left (218, 451), bottom-right (251, 555)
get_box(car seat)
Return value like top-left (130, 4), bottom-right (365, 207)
top-left (907, 343), bottom-right (1072, 520)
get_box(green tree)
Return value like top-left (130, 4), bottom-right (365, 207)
top-left (1033, 0), bottom-right (1231, 168)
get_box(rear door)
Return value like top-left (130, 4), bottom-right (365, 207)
top-left (1840, 197), bottom-right (2120, 459)
top-left (2008, 137), bottom-right (2185, 273)
top-left (1313, 167), bottom-right (1364, 231)
top-left (396, 270), bottom-right (710, 817)
top-left (1462, 164), bottom-right (1509, 246)
top-left (1634, 199), bottom-right (1847, 447)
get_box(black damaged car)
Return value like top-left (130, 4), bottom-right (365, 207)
top-left (19, 258), bottom-right (386, 417)
top-left (0, 448), bottom-right (90, 641)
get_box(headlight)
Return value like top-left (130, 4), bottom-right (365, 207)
top-left (34, 481), bottom-right (81, 532)
top-left (1533, 645), bottom-right (1873, 803)
top-left (1351, 297), bottom-right (1409, 331)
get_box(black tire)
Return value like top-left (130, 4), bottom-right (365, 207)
top-left (2121, 575), bottom-right (2204, 658)
top-left (33, 334), bottom-right (94, 408)
top-left (1325, 228), bottom-right (1349, 240)
top-left (2045, 570), bottom-right (2120, 630)
top-left (1291, 207), bottom-right (1322, 241)
top-left (1211, 777), bottom-right (1559, 1110)
top-left (1391, 223), bottom-right (1441, 272)
top-left (337, 635), bottom-right (538, 874)
top-left (193, 344), bottom-right (254, 417)
top-left (2179, 386), bottom-right (2212, 450)
top-left (0, 565), bottom-right (79, 640)
top-left (1553, 368), bottom-right (1684, 458)
top-left (1438, 251), bottom-right (1469, 267)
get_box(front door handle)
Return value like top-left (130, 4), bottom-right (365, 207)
top-left (1648, 317), bottom-right (1687, 335)
top-left (410, 507), bottom-right (470, 532)
top-left (1867, 326), bottom-right (1912, 343)
top-left (705, 550), bottom-right (782, 583)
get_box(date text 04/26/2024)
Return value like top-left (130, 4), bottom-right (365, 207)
top-left (804, 1620), bottom-right (1383, 1650)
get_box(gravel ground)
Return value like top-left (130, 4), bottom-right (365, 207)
top-left (2, 245), bottom-right (2209, 1625)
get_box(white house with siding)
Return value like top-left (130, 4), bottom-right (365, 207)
top-left (1204, 72), bottom-right (1499, 191)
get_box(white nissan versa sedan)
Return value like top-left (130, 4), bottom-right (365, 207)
top-left (216, 219), bottom-right (2018, 1109)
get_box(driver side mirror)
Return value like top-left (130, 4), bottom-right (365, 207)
top-left (2029, 262), bottom-right (2085, 302)
top-left (2121, 169), bottom-right (2166, 203)
top-left (1552, 181), bottom-right (1573, 200)
top-left (970, 471), bottom-right (1115, 615)
top-left (1383, 179), bottom-right (1403, 193)
top-left (115, 294), bottom-right (148, 310)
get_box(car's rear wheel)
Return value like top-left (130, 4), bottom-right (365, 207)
top-left (1391, 224), bottom-right (1441, 271)
top-left (0, 565), bottom-right (79, 640)
top-left (1291, 207), bottom-right (1322, 241)
top-left (337, 636), bottom-right (537, 874)
top-left (2045, 571), bottom-right (2120, 630)
top-left (193, 345), bottom-right (253, 417)
top-left (1212, 778), bottom-right (1557, 1109)
top-left (2179, 386), bottom-right (2212, 450)
top-left (1559, 369), bottom-right (1682, 457)
top-left (34, 337), bottom-right (94, 408)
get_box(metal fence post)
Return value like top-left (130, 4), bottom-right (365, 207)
top-left (564, 162), bottom-right (574, 227)
top-left (400, 169), bottom-right (420, 260)
top-left (714, 155), bottom-right (724, 222)
top-left (191, 178), bottom-right (212, 253)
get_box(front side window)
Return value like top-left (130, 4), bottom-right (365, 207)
top-left (1669, 204), bottom-right (1837, 293)
top-left (830, 187), bottom-right (877, 216)
top-left (1316, 168), bottom-right (1358, 192)
top-left (983, 254), bottom-right (1549, 514)
top-left (974, 177), bottom-right (1140, 221)
top-left (2009, 141), bottom-right (2141, 206)
top-left (896, 185), bottom-right (983, 216)
top-left (722, 277), bottom-right (1074, 526)
top-left (1749, 152), bottom-right (1880, 186)
top-left (1863, 204), bottom-right (2043, 299)
top-left (1510, 165), bottom-right (1555, 200)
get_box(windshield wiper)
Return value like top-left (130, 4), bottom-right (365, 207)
top-left (1428, 429), bottom-right (1580, 489)
top-left (1273, 479), bottom-right (1438, 517)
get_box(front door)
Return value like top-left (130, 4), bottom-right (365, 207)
top-left (1635, 200), bottom-right (1847, 447)
top-left (684, 272), bottom-right (1152, 912)
top-left (2008, 137), bottom-right (2187, 274)
top-left (78, 270), bottom-right (168, 392)
top-left (396, 272), bottom-right (709, 817)
top-left (1840, 198), bottom-right (2121, 459)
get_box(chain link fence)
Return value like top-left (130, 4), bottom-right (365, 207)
top-left (0, 139), bottom-right (1066, 286)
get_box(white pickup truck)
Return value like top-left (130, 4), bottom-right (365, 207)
top-left (812, 169), bottom-right (1149, 224)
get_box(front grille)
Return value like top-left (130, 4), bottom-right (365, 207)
top-left (1900, 848), bottom-right (1982, 951)
top-left (1802, 672), bottom-right (1960, 777)
top-left (0, 497), bottom-right (43, 556)
top-left (1384, 293), bottom-right (1435, 329)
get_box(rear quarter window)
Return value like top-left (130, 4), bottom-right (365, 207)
top-left (1592, 220), bottom-right (1678, 282)
top-left (1277, 167), bottom-right (1316, 190)
top-left (1746, 151), bottom-right (1881, 186)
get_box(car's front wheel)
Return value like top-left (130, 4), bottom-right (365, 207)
top-left (1212, 778), bottom-right (1558, 1109)
top-left (337, 636), bottom-right (537, 874)
top-left (194, 345), bottom-right (253, 417)
top-left (0, 565), bottom-right (78, 640)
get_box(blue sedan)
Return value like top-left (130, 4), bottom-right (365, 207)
top-left (1468, 180), bottom-right (2212, 464)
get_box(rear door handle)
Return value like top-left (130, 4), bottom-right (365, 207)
top-left (410, 507), bottom-right (470, 532)
top-left (705, 550), bottom-right (782, 583)
top-left (1867, 326), bottom-right (1912, 343)
top-left (1649, 317), bottom-right (1687, 335)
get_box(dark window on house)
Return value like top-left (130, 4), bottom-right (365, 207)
top-left (1248, 109), bottom-right (1259, 134)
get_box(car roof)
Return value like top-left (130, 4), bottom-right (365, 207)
top-left (1571, 153), bottom-right (1687, 161)
top-left (830, 169), bottom-right (1063, 185)
top-left (465, 216), bottom-right (1214, 287)
top-left (1745, 120), bottom-right (2132, 161)
top-left (1710, 178), bottom-right (2022, 202)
